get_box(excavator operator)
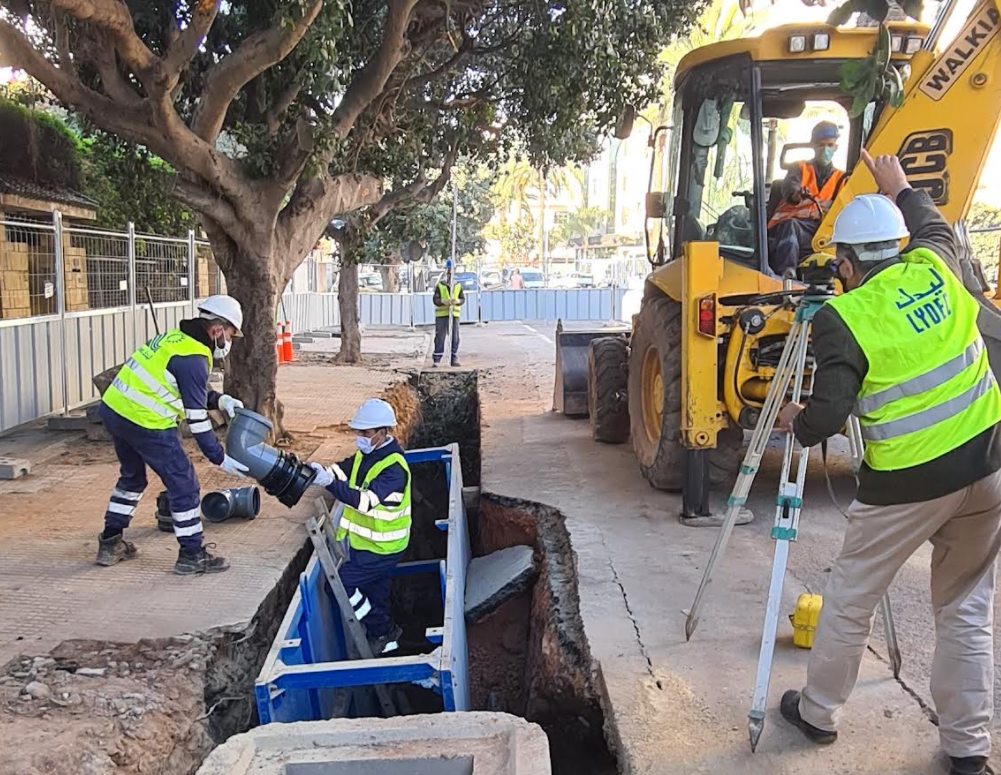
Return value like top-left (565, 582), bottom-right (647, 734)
top-left (767, 120), bottom-right (846, 276)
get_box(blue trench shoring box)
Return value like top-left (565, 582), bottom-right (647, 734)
top-left (254, 444), bottom-right (471, 723)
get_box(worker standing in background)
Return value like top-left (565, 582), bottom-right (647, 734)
top-left (777, 151), bottom-right (1001, 775)
top-left (509, 267), bottom-right (525, 289)
top-left (96, 295), bottom-right (251, 576)
top-left (432, 259), bottom-right (464, 367)
top-left (309, 399), bottom-right (411, 655)
top-left (767, 120), bottom-right (846, 276)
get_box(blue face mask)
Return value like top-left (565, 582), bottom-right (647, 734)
top-left (356, 436), bottom-right (375, 455)
top-left (818, 146), bottom-right (836, 166)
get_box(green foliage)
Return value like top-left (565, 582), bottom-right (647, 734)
top-left (838, 25), bottom-right (905, 118)
top-left (0, 97), bottom-right (82, 189)
top-left (550, 207), bottom-right (611, 247)
top-left (485, 220), bottom-right (537, 264)
top-left (80, 133), bottom-right (197, 235)
top-left (361, 164), bottom-right (495, 264)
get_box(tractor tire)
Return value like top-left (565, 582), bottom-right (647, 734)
top-left (588, 337), bottom-right (630, 444)
top-left (627, 296), bottom-right (744, 491)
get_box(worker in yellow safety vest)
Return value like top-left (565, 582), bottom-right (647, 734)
top-left (777, 151), bottom-right (1001, 775)
top-left (97, 295), bottom-right (250, 575)
top-left (308, 398), bottom-right (411, 655)
top-left (432, 259), bottom-right (464, 367)
top-left (767, 120), bottom-right (846, 276)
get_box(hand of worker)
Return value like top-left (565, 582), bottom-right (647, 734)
top-left (777, 402), bottom-right (803, 433)
top-left (861, 149), bottom-right (910, 199)
top-left (308, 462), bottom-right (335, 487)
top-left (218, 394), bottom-right (244, 419)
top-left (219, 454), bottom-right (250, 478)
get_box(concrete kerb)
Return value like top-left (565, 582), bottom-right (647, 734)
top-left (196, 712), bottom-right (551, 775)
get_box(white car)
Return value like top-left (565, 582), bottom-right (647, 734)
top-left (520, 270), bottom-right (545, 289)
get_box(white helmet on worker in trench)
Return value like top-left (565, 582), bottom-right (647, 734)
top-left (829, 194), bottom-right (909, 247)
top-left (349, 398), bottom-right (397, 430)
top-left (197, 295), bottom-right (244, 337)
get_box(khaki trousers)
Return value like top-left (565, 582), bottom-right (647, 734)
top-left (799, 468), bottom-right (1001, 758)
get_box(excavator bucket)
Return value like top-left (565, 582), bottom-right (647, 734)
top-left (553, 321), bottom-right (630, 417)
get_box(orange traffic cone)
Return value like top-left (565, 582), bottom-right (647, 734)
top-left (276, 323), bottom-right (286, 364)
top-left (282, 321), bottom-right (294, 363)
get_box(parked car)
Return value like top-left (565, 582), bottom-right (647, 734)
top-left (454, 272), bottom-right (480, 292)
top-left (358, 272), bottom-right (384, 292)
top-left (481, 270), bottom-right (504, 289)
top-left (573, 273), bottom-right (595, 288)
top-left (520, 270), bottom-right (545, 289)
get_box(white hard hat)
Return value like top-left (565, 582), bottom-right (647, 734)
top-left (348, 398), bottom-right (397, 430)
top-left (198, 295), bottom-right (244, 337)
top-left (829, 194), bottom-right (909, 246)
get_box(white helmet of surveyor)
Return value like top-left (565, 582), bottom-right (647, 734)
top-left (349, 398), bottom-right (397, 430)
top-left (198, 295), bottom-right (244, 337)
top-left (829, 194), bottom-right (909, 247)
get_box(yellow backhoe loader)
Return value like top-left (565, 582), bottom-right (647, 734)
top-left (554, 0), bottom-right (1001, 520)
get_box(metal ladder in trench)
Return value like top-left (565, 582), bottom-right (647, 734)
top-left (306, 496), bottom-right (401, 717)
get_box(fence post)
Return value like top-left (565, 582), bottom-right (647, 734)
top-left (53, 210), bottom-right (69, 416)
top-left (187, 230), bottom-right (197, 315)
top-left (127, 221), bottom-right (137, 351)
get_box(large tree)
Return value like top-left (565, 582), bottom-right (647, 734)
top-left (0, 0), bottom-right (708, 426)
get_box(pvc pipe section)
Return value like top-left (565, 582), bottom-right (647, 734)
top-left (202, 486), bottom-right (262, 523)
top-left (226, 408), bottom-right (317, 508)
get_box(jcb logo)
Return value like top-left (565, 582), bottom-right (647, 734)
top-left (898, 129), bottom-right (952, 205)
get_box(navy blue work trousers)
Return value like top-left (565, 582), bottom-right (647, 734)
top-left (99, 404), bottom-right (203, 549)
top-left (433, 316), bottom-right (460, 363)
top-left (339, 546), bottom-right (404, 638)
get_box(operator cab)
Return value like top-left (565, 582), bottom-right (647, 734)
top-left (644, 22), bottom-right (928, 278)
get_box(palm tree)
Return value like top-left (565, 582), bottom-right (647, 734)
top-left (492, 157), bottom-right (585, 261)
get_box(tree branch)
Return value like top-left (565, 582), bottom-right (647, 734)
top-left (191, 0), bottom-right (322, 142)
top-left (49, 0), bottom-right (157, 76)
top-left (52, 10), bottom-right (75, 78)
top-left (327, 0), bottom-right (421, 141)
top-left (172, 178), bottom-right (251, 245)
top-left (162, 0), bottom-right (220, 89)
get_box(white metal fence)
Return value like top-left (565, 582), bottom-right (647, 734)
top-left (0, 214), bottom-right (220, 433)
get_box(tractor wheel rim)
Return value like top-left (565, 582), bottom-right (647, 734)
top-left (641, 345), bottom-right (663, 444)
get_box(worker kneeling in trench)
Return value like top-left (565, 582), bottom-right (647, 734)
top-left (308, 398), bottom-right (411, 656)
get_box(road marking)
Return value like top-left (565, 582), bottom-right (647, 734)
top-left (522, 324), bottom-right (553, 344)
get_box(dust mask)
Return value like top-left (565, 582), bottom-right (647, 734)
top-left (356, 436), bottom-right (376, 455)
top-left (818, 146), bottom-right (836, 166)
top-left (213, 336), bottom-right (231, 360)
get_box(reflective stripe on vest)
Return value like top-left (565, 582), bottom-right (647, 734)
top-left (102, 329), bottom-right (212, 430)
top-left (768, 162), bottom-right (845, 228)
top-left (435, 282), bottom-right (462, 317)
top-left (337, 451), bottom-right (412, 555)
top-left (826, 246), bottom-right (1001, 470)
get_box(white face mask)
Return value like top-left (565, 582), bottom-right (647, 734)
top-left (213, 336), bottom-right (231, 360)
top-left (356, 436), bottom-right (376, 454)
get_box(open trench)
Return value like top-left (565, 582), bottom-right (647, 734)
top-left (0, 369), bottom-right (616, 775)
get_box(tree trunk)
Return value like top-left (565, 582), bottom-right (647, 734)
top-left (223, 253), bottom-right (287, 438)
top-left (380, 253), bottom-right (402, 293)
top-left (337, 262), bottom-right (361, 363)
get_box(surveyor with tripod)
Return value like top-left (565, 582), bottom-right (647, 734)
top-left (777, 151), bottom-right (1001, 775)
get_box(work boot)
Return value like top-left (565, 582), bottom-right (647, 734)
top-left (173, 544), bottom-right (230, 575)
top-left (95, 534), bottom-right (138, 566)
top-left (368, 623), bottom-right (403, 656)
top-left (432, 361), bottom-right (440, 368)
top-left (451, 358), bottom-right (462, 367)
top-left (779, 690), bottom-right (838, 745)
top-left (951, 757), bottom-right (994, 775)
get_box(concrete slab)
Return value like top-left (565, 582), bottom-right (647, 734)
top-left (196, 712), bottom-right (550, 775)
top-left (465, 545), bottom-right (537, 623)
top-left (461, 321), bottom-right (961, 775)
top-left (0, 457), bottom-right (31, 479)
top-left (46, 413), bottom-right (91, 431)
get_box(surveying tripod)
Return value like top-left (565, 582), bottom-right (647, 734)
top-left (682, 285), bottom-right (902, 751)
